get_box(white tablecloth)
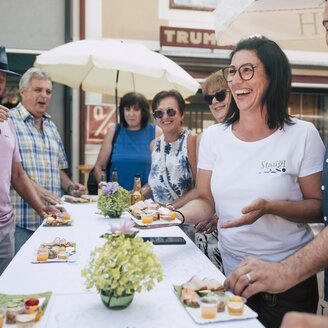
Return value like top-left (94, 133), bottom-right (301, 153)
top-left (0, 202), bottom-right (263, 328)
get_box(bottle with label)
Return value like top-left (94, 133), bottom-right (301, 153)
top-left (112, 168), bottom-right (118, 184)
top-left (98, 168), bottom-right (107, 196)
top-left (131, 173), bottom-right (143, 205)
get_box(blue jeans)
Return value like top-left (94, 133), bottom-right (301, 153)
top-left (15, 226), bottom-right (34, 254)
top-left (0, 220), bottom-right (15, 275)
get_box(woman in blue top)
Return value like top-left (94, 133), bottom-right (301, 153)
top-left (94, 92), bottom-right (162, 191)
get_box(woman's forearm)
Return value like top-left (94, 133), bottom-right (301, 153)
top-left (178, 198), bottom-right (215, 225)
top-left (172, 188), bottom-right (198, 209)
top-left (266, 199), bottom-right (323, 223)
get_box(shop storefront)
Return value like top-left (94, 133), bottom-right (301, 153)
top-left (2, 0), bottom-right (327, 177)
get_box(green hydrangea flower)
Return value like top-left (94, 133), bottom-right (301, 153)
top-left (82, 232), bottom-right (163, 297)
top-left (97, 183), bottom-right (130, 217)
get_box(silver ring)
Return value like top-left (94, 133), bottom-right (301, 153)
top-left (246, 273), bottom-right (253, 284)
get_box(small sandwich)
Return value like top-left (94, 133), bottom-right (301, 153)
top-left (180, 287), bottom-right (200, 307)
top-left (129, 200), bottom-right (147, 218)
top-left (202, 278), bottom-right (225, 292)
top-left (182, 275), bottom-right (225, 292)
top-left (129, 199), bottom-right (160, 218)
top-left (182, 275), bottom-right (207, 291)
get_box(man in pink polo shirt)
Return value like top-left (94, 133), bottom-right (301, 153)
top-left (0, 46), bottom-right (56, 274)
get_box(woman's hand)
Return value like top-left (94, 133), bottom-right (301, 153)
top-left (195, 213), bottom-right (218, 233)
top-left (0, 105), bottom-right (9, 122)
top-left (220, 198), bottom-right (267, 228)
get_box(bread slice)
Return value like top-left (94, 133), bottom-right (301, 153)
top-left (180, 287), bottom-right (200, 307)
top-left (182, 275), bottom-right (207, 291)
top-left (202, 278), bottom-right (225, 291)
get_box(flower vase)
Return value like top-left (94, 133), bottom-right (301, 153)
top-left (97, 183), bottom-right (131, 218)
top-left (100, 290), bottom-right (134, 310)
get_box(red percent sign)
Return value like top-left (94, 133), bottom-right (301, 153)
top-left (85, 104), bottom-right (116, 144)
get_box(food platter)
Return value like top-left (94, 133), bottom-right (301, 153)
top-left (62, 195), bottom-right (97, 204)
top-left (31, 237), bottom-right (76, 264)
top-left (0, 291), bottom-right (52, 326)
top-left (42, 213), bottom-right (73, 227)
top-left (174, 276), bottom-right (258, 324)
top-left (125, 199), bottom-right (184, 228)
top-left (124, 209), bottom-right (183, 229)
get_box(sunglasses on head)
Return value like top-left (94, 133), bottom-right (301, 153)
top-left (153, 108), bottom-right (177, 119)
top-left (203, 89), bottom-right (228, 105)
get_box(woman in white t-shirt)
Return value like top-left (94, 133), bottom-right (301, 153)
top-left (177, 36), bottom-right (325, 328)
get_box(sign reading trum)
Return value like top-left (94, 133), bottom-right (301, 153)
top-left (160, 26), bottom-right (231, 49)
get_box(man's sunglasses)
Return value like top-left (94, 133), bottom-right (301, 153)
top-left (153, 108), bottom-right (177, 119)
top-left (203, 89), bottom-right (228, 105)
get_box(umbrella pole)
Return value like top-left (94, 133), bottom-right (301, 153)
top-left (115, 70), bottom-right (120, 123)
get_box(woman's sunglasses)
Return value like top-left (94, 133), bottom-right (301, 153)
top-left (153, 108), bottom-right (177, 119)
top-left (203, 89), bottom-right (228, 105)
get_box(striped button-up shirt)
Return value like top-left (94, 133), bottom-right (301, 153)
top-left (9, 103), bottom-right (68, 231)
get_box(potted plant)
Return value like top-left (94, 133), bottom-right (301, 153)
top-left (81, 220), bottom-right (163, 310)
top-left (97, 182), bottom-right (131, 218)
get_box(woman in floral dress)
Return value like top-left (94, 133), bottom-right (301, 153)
top-left (148, 90), bottom-right (197, 239)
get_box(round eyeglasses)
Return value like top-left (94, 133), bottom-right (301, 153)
top-left (153, 108), bottom-right (177, 119)
top-left (223, 63), bottom-right (257, 82)
top-left (203, 89), bottom-right (228, 105)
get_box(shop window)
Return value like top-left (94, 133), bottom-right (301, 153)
top-left (0, 81), bottom-right (20, 109)
top-left (183, 91), bottom-right (328, 144)
top-left (170, 0), bottom-right (217, 11)
top-left (289, 92), bottom-right (328, 144)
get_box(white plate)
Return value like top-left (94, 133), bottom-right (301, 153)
top-left (62, 195), bottom-right (96, 204)
top-left (31, 244), bottom-right (77, 264)
top-left (173, 287), bottom-right (258, 324)
top-left (42, 218), bottom-right (73, 227)
top-left (124, 209), bottom-right (182, 229)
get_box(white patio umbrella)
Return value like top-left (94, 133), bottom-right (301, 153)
top-left (214, 0), bottom-right (326, 52)
top-left (34, 39), bottom-right (200, 103)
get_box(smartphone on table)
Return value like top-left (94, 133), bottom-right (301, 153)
top-left (142, 236), bottom-right (186, 245)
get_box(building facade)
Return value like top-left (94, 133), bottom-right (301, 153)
top-left (1, 0), bottom-right (328, 181)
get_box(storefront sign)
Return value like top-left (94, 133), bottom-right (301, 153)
top-left (160, 26), bottom-right (229, 49)
top-left (85, 104), bottom-right (116, 144)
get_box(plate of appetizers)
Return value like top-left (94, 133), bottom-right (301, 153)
top-left (173, 275), bottom-right (258, 324)
top-left (31, 237), bottom-right (76, 263)
top-left (0, 291), bottom-right (52, 326)
top-left (42, 212), bottom-right (73, 227)
top-left (125, 200), bottom-right (184, 228)
top-left (62, 195), bottom-right (97, 204)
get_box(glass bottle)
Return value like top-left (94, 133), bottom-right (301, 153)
top-left (112, 168), bottom-right (118, 184)
top-left (98, 169), bottom-right (107, 196)
top-left (131, 173), bottom-right (143, 205)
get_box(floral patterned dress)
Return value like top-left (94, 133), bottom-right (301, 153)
top-left (148, 130), bottom-right (194, 204)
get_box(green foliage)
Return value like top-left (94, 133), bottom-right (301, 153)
top-left (82, 232), bottom-right (163, 297)
top-left (97, 185), bottom-right (130, 217)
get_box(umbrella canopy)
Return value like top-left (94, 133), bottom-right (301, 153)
top-left (214, 0), bottom-right (326, 52)
top-left (34, 39), bottom-right (200, 100)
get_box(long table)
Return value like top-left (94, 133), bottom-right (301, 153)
top-left (0, 201), bottom-right (263, 327)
